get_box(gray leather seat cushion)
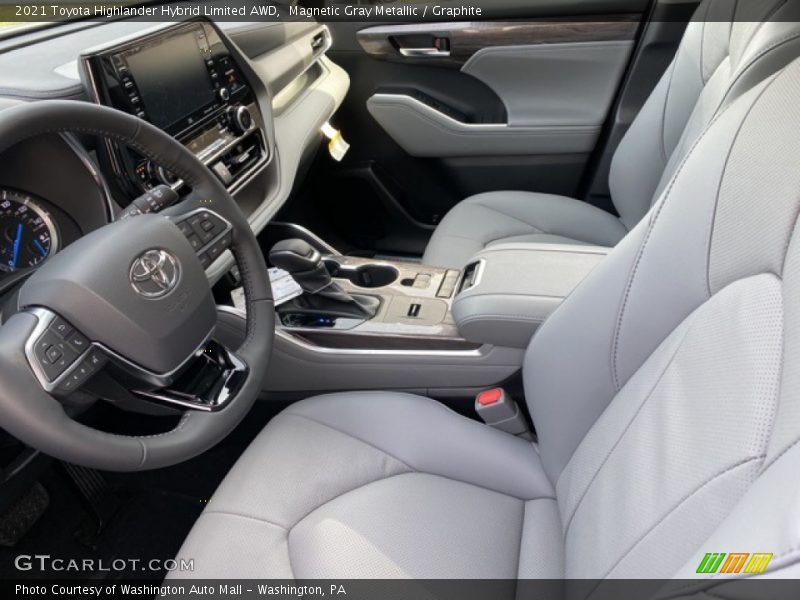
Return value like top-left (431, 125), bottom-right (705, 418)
top-left (171, 392), bottom-right (562, 579)
top-left (422, 191), bottom-right (628, 269)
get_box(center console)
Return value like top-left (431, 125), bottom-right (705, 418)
top-left (267, 236), bottom-right (608, 353)
top-left (225, 224), bottom-right (609, 396)
top-left (264, 234), bottom-right (473, 352)
top-left (80, 20), bottom-right (269, 197)
top-left (452, 243), bottom-right (609, 348)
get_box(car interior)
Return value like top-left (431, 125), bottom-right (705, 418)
top-left (1, 0), bottom-right (800, 590)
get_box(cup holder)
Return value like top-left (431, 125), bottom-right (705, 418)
top-left (324, 260), bottom-right (399, 289)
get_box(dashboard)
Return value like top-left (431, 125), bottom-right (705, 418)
top-left (0, 15), bottom-right (347, 296)
top-left (81, 20), bottom-right (270, 196)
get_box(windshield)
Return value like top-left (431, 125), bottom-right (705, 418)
top-left (0, 1), bottom-right (155, 39)
top-left (0, 22), bottom-right (48, 37)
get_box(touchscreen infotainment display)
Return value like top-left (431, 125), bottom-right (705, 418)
top-left (123, 31), bottom-right (216, 131)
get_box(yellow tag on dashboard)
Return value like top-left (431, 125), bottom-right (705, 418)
top-left (321, 121), bottom-right (350, 162)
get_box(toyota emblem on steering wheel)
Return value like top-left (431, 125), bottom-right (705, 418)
top-left (129, 249), bottom-right (181, 299)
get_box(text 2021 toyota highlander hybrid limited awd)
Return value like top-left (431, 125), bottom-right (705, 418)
top-left (1, 0), bottom-right (800, 597)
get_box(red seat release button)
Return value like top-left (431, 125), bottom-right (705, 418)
top-left (477, 388), bottom-right (503, 406)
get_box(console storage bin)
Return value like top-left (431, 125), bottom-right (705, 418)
top-left (453, 243), bottom-right (609, 348)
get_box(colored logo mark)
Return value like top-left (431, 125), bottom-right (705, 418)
top-left (696, 552), bottom-right (773, 574)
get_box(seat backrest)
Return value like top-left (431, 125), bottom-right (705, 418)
top-left (525, 53), bottom-right (800, 584)
top-left (609, 0), bottom-right (800, 230)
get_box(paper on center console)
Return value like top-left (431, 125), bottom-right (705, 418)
top-left (231, 268), bottom-right (303, 312)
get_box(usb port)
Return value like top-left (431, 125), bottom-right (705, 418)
top-left (407, 303), bottom-right (422, 318)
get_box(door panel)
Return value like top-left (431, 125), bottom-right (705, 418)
top-left (462, 40), bottom-right (634, 127)
top-left (365, 40), bottom-right (634, 157)
top-left (356, 19), bottom-right (639, 66)
top-left (366, 91), bottom-right (611, 157)
top-left (285, 0), bottom-right (653, 256)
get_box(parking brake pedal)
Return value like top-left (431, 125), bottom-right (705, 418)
top-left (62, 463), bottom-right (121, 548)
top-left (475, 388), bottom-right (533, 441)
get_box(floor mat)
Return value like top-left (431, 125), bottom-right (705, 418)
top-left (0, 468), bottom-right (202, 581)
top-left (0, 399), bottom-right (289, 581)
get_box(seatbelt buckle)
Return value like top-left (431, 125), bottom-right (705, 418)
top-left (475, 388), bottom-right (532, 440)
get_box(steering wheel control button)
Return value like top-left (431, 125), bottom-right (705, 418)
top-left (84, 349), bottom-right (108, 370)
top-left (34, 332), bottom-right (78, 382)
top-left (26, 311), bottom-right (109, 393)
top-left (45, 345), bottom-right (63, 363)
top-left (58, 376), bottom-right (80, 393)
top-left (44, 345), bottom-right (62, 362)
top-left (174, 209), bottom-right (232, 267)
top-left (59, 357), bottom-right (99, 393)
top-left (189, 214), bottom-right (217, 243)
top-left (50, 316), bottom-right (73, 339)
top-left (66, 330), bottom-right (90, 353)
top-left (177, 221), bottom-right (195, 237)
top-left (206, 231), bottom-right (233, 262)
top-left (190, 211), bottom-right (225, 237)
top-left (186, 234), bottom-right (203, 251)
top-left (59, 372), bottom-right (86, 393)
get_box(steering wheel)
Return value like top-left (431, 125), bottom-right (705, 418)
top-left (0, 101), bottom-right (274, 471)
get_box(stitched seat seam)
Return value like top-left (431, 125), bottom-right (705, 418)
top-left (202, 510), bottom-right (288, 531)
top-left (593, 455), bottom-right (764, 588)
top-left (288, 473), bottom-right (412, 533)
top-left (282, 412), bottom-right (553, 501)
top-left (473, 203), bottom-right (547, 234)
top-left (281, 412), bottom-right (413, 470)
top-left (562, 316), bottom-right (695, 534)
top-left (612, 71), bottom-right (777, 391)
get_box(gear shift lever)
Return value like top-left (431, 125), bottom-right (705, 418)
top-left (269, 239), bottom-right (329, 294)
top-left (269, 239), bottom-right (379, 320)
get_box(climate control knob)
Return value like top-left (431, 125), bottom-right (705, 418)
top-left (227, 105), bottom-right (253, 136)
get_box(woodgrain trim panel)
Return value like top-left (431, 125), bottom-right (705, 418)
top-left (291, 331), bottom-right (482, 352)
top-left (356, 16), bottom-right (641, 66)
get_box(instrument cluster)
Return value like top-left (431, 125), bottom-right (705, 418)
top-left (0, 188), bottom-right (59, 273)
top-left (0, 133), bottom-right (112, 290)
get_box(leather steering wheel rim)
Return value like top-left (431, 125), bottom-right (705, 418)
top-left (0, 100), bottom-right (274, 471)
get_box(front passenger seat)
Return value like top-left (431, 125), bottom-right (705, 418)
top-left (174, 55), bottom-right (800, 582)
top-left (423, 0), bottom-right (800, 268)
